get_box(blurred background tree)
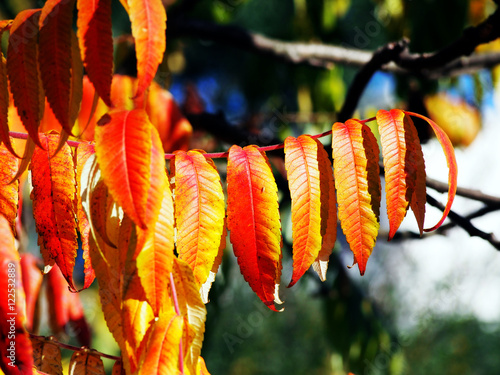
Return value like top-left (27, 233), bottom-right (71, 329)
top-left (2, 0), bottom-right (500, 374)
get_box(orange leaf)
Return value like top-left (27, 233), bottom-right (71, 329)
top-left (173, 150), bottom-right (225, 287)
top-left (68, 351), bottom-right (105, 374)
top-left (128, 0), bottom-right (167, 98)
top-left (39, 0), bottom-right (76, 135)
top-left (313, 139), bottom-right (337, 280)
top-left (76, 0), bottom-right (113, 106)
top-left (7, 9), bottom-right (45, 148)
top-left (284, 135), bottom-right (323, 287)
top-left (0, 215), bottom-right (33, 374)
top-left (75, 142), bottom-right (96, 289)
top-left (30, 133), bottom-right (78, 290)
top-left (171, 258), bottom-right (207, 371)
top-left (405, 111), bottom-right (458, 232)
top-left (136, 124), bottom-right (175, 316)
top-left (227, 145), bottom-right (283, 310)
top-left (332, 120), bottom-right (381, 275)
top-left (377, 109), bottom-right (425, 240)
top-left (0, 22), bottom-right (17, 157)
top-left (0, 141), bottom-right (19, 234)
top-left (31, 337), bottom-right (62, 375)
top-left (141, 311), bottom-right (183, 374)
top-left (94, 109), bottom-right (153, 229)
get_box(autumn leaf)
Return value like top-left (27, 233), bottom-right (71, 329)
top-left (332, 120), bottom-right (381, 275)
top-left (128, 0), bottom-right (167, 98)
top-left (284, 135), bottom-right (323, 287)
top-left (405, 111), bottom-right (458, 232)
top-left (30, 133), bottom-right (78, 290)
top-left (7, 9), bottom-right (45, 148)
top-left (0, 141), bottom-right (19, 234)
top-left (0, 215), bottom-right (33, 374)
top-left (31, 337), bottom-right (63, 375)
top-left (77, 0), bottom-right (113, 106)
top-left (313, 139), bottom-right (337, 281)
top-left (141, 311), bottom-right (184, 374)
top-left (376, 109), bottom-right (425, 240)
top-left (171, 258), bottom-right (207, 372)
top-left (136, 124), bottom-right (175, 316)
top-left (39, 0), bottom-right (76, 135)
top-left (227, 145), bottom-right (283, 311)
top-left (75, 142), bottom-right (96, 289)
top-left (68, 350), bottom-right (105, 375)
top-left (20, 254), bottom-right (43, 332)
top-left (173, 150), bottom-right (225, 287)
top-left (0, 22), bottom-right (17, 157)
top-left (95, 109), bottom-right (156, 229)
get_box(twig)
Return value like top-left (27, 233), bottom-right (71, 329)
top-left (426, 194), bottom-right (500, 250)
top-left (426, 176), bottom-right (500, 206)
top-left (29, 333), bottom-right (121, 361)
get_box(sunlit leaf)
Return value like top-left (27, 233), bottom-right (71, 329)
top-left (0, 22), bottom-right (17, 157)
top-left (77, 0), bottom-right (113, 106)
top-left (31, 337), bottom-right (62, 375)
top-left (227, 145), bottom-right (283, 310)
top-left (173, 150), bottom-right (225, 287)
top-left (128, 0), bottom-right (167, 98)
top-left (332, 120), bottom-right (381, 275)
top-left (20, 254), bottom-right (43, 332)
top-left (95, 109), bottom-right (153, 229)
top-left (0, 141), bottom-right (19, 234)
top-left (405, 111), bottom-right (458, 232)
top-left (284, 135), bottom-right (323, 287)
top-left (39, 0), bottom-right (76, 135)
top-left (7, 9), bottom-right (44, 148)
top-left (30, 133), bottom-right (78, 289)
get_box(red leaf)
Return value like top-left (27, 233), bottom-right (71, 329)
top-left (30, 133), bottom-right (78, 290)
top-left (332, 120), bottom-right (381, 275)
top-left (227, 145), bottom-right (283, 310)
top-left (75, 142), bottom-right (96, 289)
top-left (77, 0), bottom-right (113, 106)
top-left (7, 9), bottom-right (45, 148)
top-left (39, 0), bottom-right (76, 135)
top-left (128, 0), bottom-right (167, 98)
top-left (94, 110), bottom-right (154, 229)
top-left (20, 254), bottom-right (43, 332)
top-left (405, 111), bottom-right (458, 232)
top-left (0, 215), bottom-right (33, 374)
top-left (0, 21), bottom-right (17, 157)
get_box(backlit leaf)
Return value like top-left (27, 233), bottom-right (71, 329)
top-left (313, 139), bottom-right (337, 281)
top-left (77, 0), bottom-right (113, 106)
top-left (7, 9), bottom-right (45, 148)
top-left (332, 120), bottom-right (381, 275)
top-left (227, 145), bottom-right (283, 310)
top-left (171, 258), bottom-right (207, 371)
top-left (377, 109), bottom-right (424, 240)
top-left (405, 111), bottom-right (458, 232)
top-left (128, 0), bottom-right (167, 98)
top-left (39, 0), bottom-right (76, 135)
top-left (69, 350), bottom-right (105, 375)
top-left (30, 133), bottom-right (78, 290)
top-left (284, 135), bottom-right (323, 287)
top-left (136, 124), bottom-right (175, 316)
top-left (75, 142), bottom-right (96, 289)
top-left (0, 141), bottom-right (19, 234)
top-left (0, 22), bottom-right (17, 157)
top-left (173, 150), bottom-right (225, 287)
top-left (141, 311), bottom-right (183, 374)
top-left (95, 109), bottom-right (153, 229)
